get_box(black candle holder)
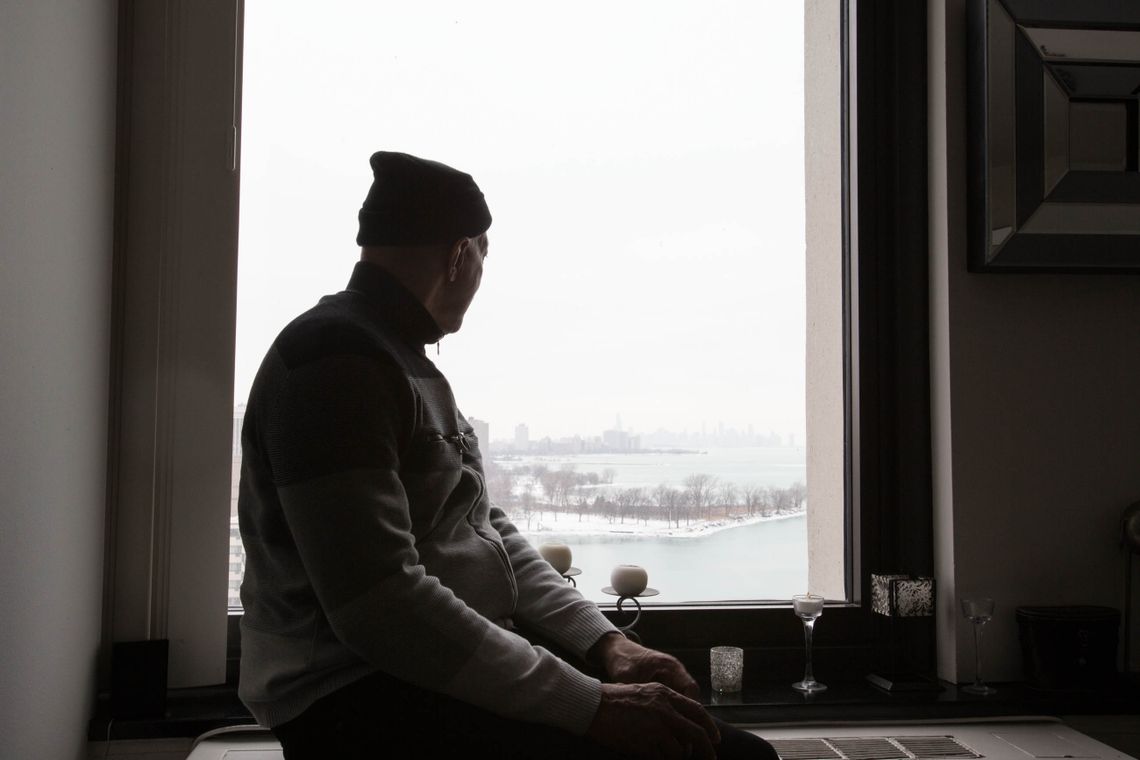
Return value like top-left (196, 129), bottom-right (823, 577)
top-left (560, 567), bottom-right (582, 587)
top-left (601, 587), bottom-right (659, 644)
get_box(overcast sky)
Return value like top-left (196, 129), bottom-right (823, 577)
top-left (236, 1), bottom-right (808, 443)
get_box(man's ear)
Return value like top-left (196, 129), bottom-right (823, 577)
top-left (447, 237), bottom-right (472, 282)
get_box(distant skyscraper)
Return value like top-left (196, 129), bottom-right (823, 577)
top-left (514, 423), bottom-right (529, 451)
top-left (603, 428), bottom-right (632, 451)
top-left (468, 417), bottom-right (490, 449)
top-left (232, 403), bottom-right (246, 457)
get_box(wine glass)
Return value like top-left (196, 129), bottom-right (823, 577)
top-left (791, 593), bottom-right (827, 693)
top-left (960, 597), bottom-right (997, 695)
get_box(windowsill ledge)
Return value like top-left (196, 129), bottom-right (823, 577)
top-left (88, 678), bottom-right (1140, 742)
top-left (702, 678), bottom-right (1140, 725)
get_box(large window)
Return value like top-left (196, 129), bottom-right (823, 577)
top-left (107, 0), bottom-right (933, 689)
top-left (228, 0), bottom-right (842, 608)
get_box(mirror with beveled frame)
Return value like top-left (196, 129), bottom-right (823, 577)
top-left (967, 0), bottom-right (1140, 272)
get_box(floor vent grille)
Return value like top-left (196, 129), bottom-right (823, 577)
top-left (829, 738), bottom-right (909, 760)
top-left (894, 737), bottom-right (981, 758)
top-left (770, 736), bottom-right (982, 760)
top-left (770, 739), bottom-right (844, 760)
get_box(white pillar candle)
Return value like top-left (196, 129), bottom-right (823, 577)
top-left (611, 564), bottom-right (649, 596)
top-left (539, 543), bottom-right (572, 574)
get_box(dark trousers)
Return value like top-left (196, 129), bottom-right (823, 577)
top-left (272, 670), bottom-right (779, 759)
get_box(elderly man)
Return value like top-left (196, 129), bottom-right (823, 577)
top-left (238, 151), bottom-right (777, 759)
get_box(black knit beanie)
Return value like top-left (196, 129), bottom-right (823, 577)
top-left (356, 151), bottom-right (492, 247)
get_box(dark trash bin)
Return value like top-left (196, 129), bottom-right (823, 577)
top-left (1016, 605), bottom-right (1119, 691)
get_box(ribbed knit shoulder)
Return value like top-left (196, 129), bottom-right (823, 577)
top-left (273, 295), bottom-right (399, 369)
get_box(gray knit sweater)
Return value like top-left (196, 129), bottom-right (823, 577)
top-left (237, 261), bottom-right (617, 733)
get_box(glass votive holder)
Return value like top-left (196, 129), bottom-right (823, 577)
top-left (710, 646), bottom-right (743, 693)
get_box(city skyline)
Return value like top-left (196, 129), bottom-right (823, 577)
top-left (234, 402), bottom-right (802, 454)
top-left (479, 417), bottom-right (800, 452)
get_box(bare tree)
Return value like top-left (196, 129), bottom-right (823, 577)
top-left (519, 480), bottom-right (537, 529)
top-left (718, 483), bottom-right (738, 518)
top-left (758, 485), bottom-right (777, 517)
top-left (652, 484), bottom-right (682, 528)
top-left (599, 496), bottom-right (617, 524)
top-left (538, 470), bottom-right (559, 518)
top-left (683, 474), bottom-right (718, 521)
top-left (788, 481), bottom-right (806, 513)
top-left (551, 464), bottom-right (581, 520)
top-left (741, 485), bottom-right (762, 517)
top-left (771, 485), bottom-right (794, 515)
top-left (614, 487), bottom-right (643, 525)
top-left (571, 489), bottom-right (591, 522)
top-left (484, 461), bottom-right (517, 508)
top-left (534, 466), bottom-right (577, 522)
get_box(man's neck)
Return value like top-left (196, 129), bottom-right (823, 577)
top-left (359, 248), bottom-right (448, 327)
top-left (348, 260), bottom-right (447, 346)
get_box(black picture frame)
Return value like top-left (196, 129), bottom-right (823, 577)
top-left (967, 0), bottom-right (1140, 272)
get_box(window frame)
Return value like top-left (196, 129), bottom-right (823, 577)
top-left (587, 0), bottom-right (934, 683)
top-left (106, 0), bottom-right (934, 693)
top-left (102, 0), bottom-right (243, 689)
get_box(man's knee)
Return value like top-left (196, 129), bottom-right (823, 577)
top-left (712, 719), bottom-right (781, 760)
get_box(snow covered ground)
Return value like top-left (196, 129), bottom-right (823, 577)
top-left (507, 509), bottom-right (804, 540)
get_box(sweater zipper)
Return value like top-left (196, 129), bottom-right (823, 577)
top-left (432, 431), bottom-right (471, 454)
top-left (464, 461), bottom-right (518, 608)
top-left (429, 430), bottom-right (516, 604)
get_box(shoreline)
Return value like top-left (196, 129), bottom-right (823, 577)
top-left (512, 509), bottom-right (805, 540)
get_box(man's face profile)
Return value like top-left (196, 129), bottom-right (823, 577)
top-left (439, 232), bottom-right (488, 334)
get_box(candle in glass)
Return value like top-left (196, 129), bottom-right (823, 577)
top-left (791, 593), bottom-right (827, 693)
top-left (793, 594), bottom-right (825, 619)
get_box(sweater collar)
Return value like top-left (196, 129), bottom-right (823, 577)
top-left (344, 261), bottom-right (446, 347)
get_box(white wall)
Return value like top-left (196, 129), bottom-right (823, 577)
top-left (0, 1), bottom-right (118, 757)
top-left (930, 0), bottom-right (1140, 682)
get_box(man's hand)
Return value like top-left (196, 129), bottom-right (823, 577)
top-left (588, 682), bottom-right (720, 760)
top-left (589, 632), bottom-right (701, 700)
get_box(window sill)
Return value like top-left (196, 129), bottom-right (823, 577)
top-left (702, 679), bottom-right (1140, 725)
top-left (88, 678), bottom-right (1140, 742)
